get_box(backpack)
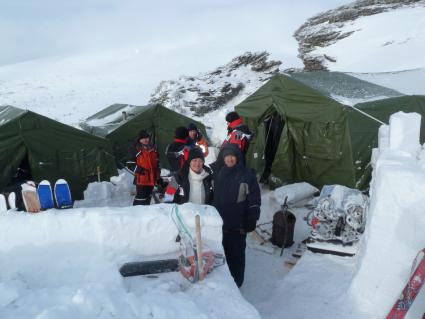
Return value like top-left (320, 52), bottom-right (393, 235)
top-left (271, 198), bottom-right (296, 248)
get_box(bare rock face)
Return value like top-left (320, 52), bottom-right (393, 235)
top-left (294, 0), bottom-right (423, 70)
top-left (149, 51), bottom-right (281, 116)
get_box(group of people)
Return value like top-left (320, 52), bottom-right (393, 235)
top-left (126, 111), bottom-right (260, 287)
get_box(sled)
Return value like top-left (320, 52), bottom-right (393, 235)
top-left (0, 194), bottom-right (7, 212)
top-left (54, 179), bottom-right (73, 209)
top-left (37, 180), bottom-right (54, 210)
top-left (8, 192), bottom-right (16, 209)
top-left (22, 189), bottom-right (41, 213)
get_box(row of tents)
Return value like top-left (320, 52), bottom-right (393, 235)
top-left (1, 71), bottom-right (425, 199)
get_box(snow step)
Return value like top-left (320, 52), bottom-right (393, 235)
top-left (284, 258), bottom-right (298, 269)
top-left (306, 237), bottom-right (358, 257)
top-left (292, 242), bottom-right (307, 258)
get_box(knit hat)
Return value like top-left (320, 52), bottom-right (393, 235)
top-left (138, 130), bottom-right (150, 139)
top-left (222, 144), bottom-right (239, 158)
top-left (175, 126), bottom-right (189, 140)
top-left (188, 147), bottom-right (204, 162)
top-left (225, 111), bottom-right (240, 123)
top-left (187, 123), bottom-right (198, 131)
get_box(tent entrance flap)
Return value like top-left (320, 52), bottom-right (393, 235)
top-left (260, 112), bottom-right (284, 182)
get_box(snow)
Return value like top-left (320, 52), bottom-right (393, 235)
top-left (0, 203), bottom-right (262, 319)
top-left (272, 182), bottom-right (318, 205)
top-left (389, 111), bottom-right (421, 156)
top-left (2, 2), bottom-right (425, 318)
top-left (351, 68), bottom-right (425, 95)
top-left (314, 5), bottom-right (425, 73)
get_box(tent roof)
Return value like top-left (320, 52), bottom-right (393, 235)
top-left (289, 71), bottom-right (403, 105)
top-left (235, 73), bottom-right (346, 123)
top-left (0, 105), bottom-right (27, 126)
top-left (82, 103), bottom-right (154, 137)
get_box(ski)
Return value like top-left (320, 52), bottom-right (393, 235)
top-left (387, 248), bottom-right (425, 319)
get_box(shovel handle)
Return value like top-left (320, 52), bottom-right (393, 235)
top-left (195, 214), bottom-right (204, 281)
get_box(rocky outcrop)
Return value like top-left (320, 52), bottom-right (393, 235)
top-left (149, 51), bottom-right (281, 116)
top-left (295, 0), bottom-right (424, 70)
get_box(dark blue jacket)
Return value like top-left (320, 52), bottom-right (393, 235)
top-left (213, 144), bottom-right (261, 232)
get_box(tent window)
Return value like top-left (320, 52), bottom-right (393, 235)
top-left (261, 112), bottom-right (284, 182)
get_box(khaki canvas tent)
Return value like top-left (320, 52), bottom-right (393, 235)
top-left (235, 72), bottom-right (425, 190)
top-left (0, 106), bottom-right (117, 199)
top-left (81, 103), bottom-right (209, 169)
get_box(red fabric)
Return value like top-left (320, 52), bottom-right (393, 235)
top-left (224, 130), bottom-right (248, 153)
top-left (178, 147), bottom-right (189, 169)
top-left (228, 118), bottom-right (242, 129)
top-left (135, 148), bottom-right (159, 186)
top-left (174, 138), bottom-right (187, 144)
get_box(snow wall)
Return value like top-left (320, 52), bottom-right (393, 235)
top-left (0, 203), bottom-right (260, 319)
top-left (349, 111), bottom-right (425, 317)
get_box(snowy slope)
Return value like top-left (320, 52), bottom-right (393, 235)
top-left (295, 0), bottom-right (425, 72)
top-left (350, 68), bottom-right (425, 95)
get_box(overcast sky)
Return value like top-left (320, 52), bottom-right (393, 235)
top-left (0, 0), bottom-right (352, 68)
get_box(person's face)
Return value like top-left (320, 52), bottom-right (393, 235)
top-left (139, 137), bottom-right (150, 145)
top-left (189, 158), bottom-right (204, 173)
top-left (188, 130), bottom-right (197, 139)
top-left (224, 154), bottom-right (237, 167)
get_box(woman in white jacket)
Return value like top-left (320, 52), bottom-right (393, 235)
top-left (164, 147), bottom-right (213, 205)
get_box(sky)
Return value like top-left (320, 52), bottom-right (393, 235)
top-left (0, 0), bottom-right (352, 68)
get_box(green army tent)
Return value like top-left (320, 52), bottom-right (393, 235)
top-left (235, 72), bottom-right (425, 190)
top-left (81, 103), bottom-right (209, 169)
top-left (0, 106), bottom-right (117, 199)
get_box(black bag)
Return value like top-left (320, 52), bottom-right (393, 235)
top-left (271, 197), bottom-right (296, 248)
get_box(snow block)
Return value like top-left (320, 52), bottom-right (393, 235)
top-left (389, 111), bottom-right (421, 156)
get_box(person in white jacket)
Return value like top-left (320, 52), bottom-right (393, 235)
top-left (164, 147), bottom-right (213, 204)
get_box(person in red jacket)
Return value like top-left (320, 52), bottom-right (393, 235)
top-left (166, 126), bottom-right (191, 174)
top-left (222, 111), bottom-right (252, 156)
top-left (128, 130), bottom-right (160, 206)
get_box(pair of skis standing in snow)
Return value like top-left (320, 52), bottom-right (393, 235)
top-left (0, 179), bottom-right (73, 213)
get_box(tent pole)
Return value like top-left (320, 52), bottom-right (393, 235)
top-left (347, 105), bottom-right (386, 125)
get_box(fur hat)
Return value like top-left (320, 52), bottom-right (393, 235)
top-left (187, 123), bottom-right (198, 131)
top-left (138, 130), bottom-right (150, 140)
top-left (188, 147), bottom-right (204, 162)
top-left (225, 111), bottom-right (240, 123)
top-left (175, 126), bottom-right (189, 140)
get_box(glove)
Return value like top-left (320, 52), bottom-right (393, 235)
top-left (244, 217), bottom-right (257, 233)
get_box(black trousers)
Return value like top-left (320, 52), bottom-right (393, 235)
top-left (133, 185), bottom-right (154, 206)
top-left (222, 232), bottom-right (247, 287)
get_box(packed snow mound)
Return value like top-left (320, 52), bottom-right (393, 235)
top-left (0, 204), bottom-right (260, 319)
top-left (295, 0), bottom-right (425, 72)
top-left (149, 51), bottom-right (281, 117)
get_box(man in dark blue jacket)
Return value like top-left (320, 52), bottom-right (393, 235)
top-left (213, 143), bottom-right (261, 287)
